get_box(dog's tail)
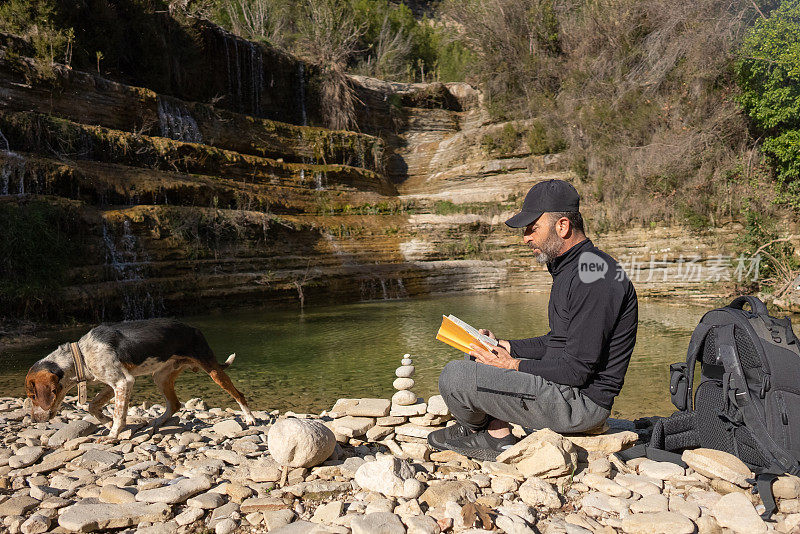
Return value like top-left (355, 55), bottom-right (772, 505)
top-left (222, 353), bottom-right (236, 369)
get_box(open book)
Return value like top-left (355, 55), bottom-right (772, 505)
top-left (436, 315), bottom-right (499, 354)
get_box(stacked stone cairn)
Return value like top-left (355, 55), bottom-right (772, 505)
top-left (2, 353), bottom-right (800, 533)
top-left (325, 354), bottom-right (453, 462)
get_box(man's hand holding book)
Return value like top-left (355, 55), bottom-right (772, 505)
top-left (436, 316), bottom-right (519, 370)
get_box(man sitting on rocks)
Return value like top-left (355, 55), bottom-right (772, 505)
top-left (428, 179), bottom-right (639, 460)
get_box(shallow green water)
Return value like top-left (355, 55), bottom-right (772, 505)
top-left (0, 292), bottom-right (708, 420)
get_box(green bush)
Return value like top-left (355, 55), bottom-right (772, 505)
top-left (736, 0), bottom-right (800, 207)
top-left (0, 0), bottom-right (74, 75)
top-left (525, 120), bottom-right (566, 155)
top-left (763, 129), bottom-right (800, 208)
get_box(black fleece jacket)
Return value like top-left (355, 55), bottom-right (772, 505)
top-left (508, 238), bottom-right (638, 409)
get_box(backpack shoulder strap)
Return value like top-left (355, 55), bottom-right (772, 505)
top-left (672, 322), bottom-right (713, 411)
top-left (716, 323), bottom-right (800, 474)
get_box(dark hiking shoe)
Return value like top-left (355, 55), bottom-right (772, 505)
top-left (427, 422), bottom-right (476, 452)
top-left (441, 430), bottom-right (518, 461)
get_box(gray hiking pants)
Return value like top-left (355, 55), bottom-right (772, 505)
top-left (438, 358), bottom-right (610, 433)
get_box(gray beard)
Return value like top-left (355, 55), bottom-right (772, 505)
top-left (532, 230), bottom-right (564, 264)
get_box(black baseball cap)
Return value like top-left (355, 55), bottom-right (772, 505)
top-left (505, 179), bottom-right (580, 228)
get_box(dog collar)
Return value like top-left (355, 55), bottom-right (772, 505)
top-left (69, 342), bottom-right (88, 405)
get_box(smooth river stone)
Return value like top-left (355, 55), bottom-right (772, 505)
top-left (267, 418), bottom-right (336, 468)
top-left (401, 358), bottom-right (413, 366)
top-left (395, 366), bottom-right (415, 378)
top-left (392, 390), bottom-right (417, 406)
top-left (392, 378), bottom-right (414, 391)
top-left (58, 502), bottom-right (171, 532)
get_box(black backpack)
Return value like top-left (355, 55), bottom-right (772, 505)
top-left (619, 296), bottom-right (800, 519)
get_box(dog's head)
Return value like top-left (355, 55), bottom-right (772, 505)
top-left (25, 350), bottom-right (67, 421)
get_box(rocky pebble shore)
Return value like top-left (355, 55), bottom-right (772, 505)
top-left (1, 360), bottom-right (800, 534)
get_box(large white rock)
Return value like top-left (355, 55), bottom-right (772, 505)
top-left (58, 502), bottom-right (171, 532)
top-left (351, 512), bottom-right (406, 534)
top-left (711, 491), bottom-right (768, 534)
top-left (630, 494), bottom-right (669, 514)
top-left (581, 492), bottom-right (631, 517)
top-left (775, 475), bottom-right (800, 499)
top-left (48, 420), bottom-right (96, 448)
top-left (427, 395), bottom-right (449, 416)
top-left (354, 455), bottom-right (415, 497)
top-left (390, 401), bottom-right (427, 416)
top-left (497, 428), bottom-right (578, 478)
top-left (346, 398), bottom-right (391, 418)
top-left (564, 429), bottom-right (638, 455)
top-left (614, 473), bottom-right (663, 497)
top-left (8, 446), bottom-right (44, 468)
top-left (518, 477), bottom-right (561, 510)
top-left (135, 476), bottom-right (212, 504)
top-left (682, 448), bottom-right (752, 487)
top-left (332, 416), bottom-right (375, 437)
top-left (211, 419), bottom-right (243, 439)
top-left (20, 514), bottom-right (51, 534)
top-left (620, 511), bottom-right (695, 534)
top-left (582, 473), bottom-right (632, 499)
top-left (637, 459), bottom-right (685, 480)
top-left (267, 418), bottom-right (336, 468)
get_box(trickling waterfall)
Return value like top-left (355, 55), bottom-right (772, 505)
top-left (0, 163), bottom-right (8, 196)
top-left (204, 23), bottom-right (312, 124)
top-left (359, 277), bottom-right (408, 301)
top-left (103, 220), bottom-right (143, 282)
top-left (379, 278), bottom-right (388, 300)
top-left (252, 42), bottom-right (263, 115)
top-left (232, 38), bottom-right (242, 112)
top-left (218, 27), bottom-right (267, 117)
top-left (314, 171), bottom-right (325, 191)
top-left (396, 278), bottom-right (408, 298)
top-left (157, 97), bottom-right (203, 143)
top-left (298, 63), bottom-right (308, 126)
top-left (102, 219), bottom-right (164, 320)
top-left (0, 151), bottom-right (27, 196)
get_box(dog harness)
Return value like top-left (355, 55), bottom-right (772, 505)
top-left (69, 342), bottom-right (88, 404)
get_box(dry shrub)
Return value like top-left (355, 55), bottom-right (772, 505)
top-left (363, 14), bottom-right (414, 80)
top-left (296, 0), bottom-right (365, 130)
top-left (448, 0), bottom-right (775, 230)
top-left (222, 0), bottom-right (290, 45)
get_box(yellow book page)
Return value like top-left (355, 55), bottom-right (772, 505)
top-left (436, 315), bottom-right (479, 354)
top-left (435, 333), bottom-right (472, 354)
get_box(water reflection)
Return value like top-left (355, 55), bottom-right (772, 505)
top-left (0, 292), bottom-right (706, 420)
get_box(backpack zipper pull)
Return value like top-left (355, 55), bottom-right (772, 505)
top-left (760, 375), bottom-right (770, 399)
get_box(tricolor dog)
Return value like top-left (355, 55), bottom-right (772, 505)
top-left (25, 318), bottom-right (255, 438)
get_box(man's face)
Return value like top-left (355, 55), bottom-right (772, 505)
top-left (523, 215), bottom-right (564, 264)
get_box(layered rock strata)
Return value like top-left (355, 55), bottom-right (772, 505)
top-left (0, 16), bottom-right (751, 323)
